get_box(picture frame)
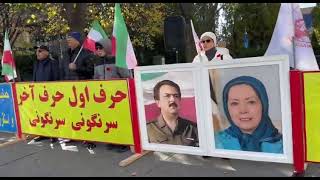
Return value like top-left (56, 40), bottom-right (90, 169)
top-left (202, 55), bottom-right (293, 163)
top-left (134, 63), bottom-right (207, 156)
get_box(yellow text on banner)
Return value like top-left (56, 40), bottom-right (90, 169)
top-left (304, 73), bottom-right (320, 162)
top-left (15, 80), bottom-right (134, 145)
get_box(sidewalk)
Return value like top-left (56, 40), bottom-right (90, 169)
top-left (0, 132), bottom-right (319, 177)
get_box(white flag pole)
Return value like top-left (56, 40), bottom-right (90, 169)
top-left (291, 3), bottom-right (296, 69)
top-left (72, 44), bottom-right (84, 63)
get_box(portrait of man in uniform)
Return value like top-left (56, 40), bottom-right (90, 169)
top-left (146, 80), bottom-right (199, 147)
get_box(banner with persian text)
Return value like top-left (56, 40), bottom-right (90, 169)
top-left (303, 72), bottom-right (320, 162)
top-left (15, 80), bottom-right (134, 145)
top-left (0, 83), bottom-right (17, 133)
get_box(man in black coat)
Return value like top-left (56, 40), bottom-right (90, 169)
top-left (33, 45), bottom-right (60, 81)
top-left (60, 31), bottom-right (94, 80)
top-left (32, 45), bottom-right (59, 142)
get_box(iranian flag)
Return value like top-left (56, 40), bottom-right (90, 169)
top-left (190, 19), bottom-right (202, 54)
top-left (1, 31), bottom-right (17, 82)
top-left (111, 3), bottom-right (137, 69)
top-left (141, 71), bottom-right (197, 123)
top-left (83, 20), bottom-right (108, 52)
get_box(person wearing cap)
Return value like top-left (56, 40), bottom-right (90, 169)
top-left (33, 45), bottom-right (60, 82)
top-left (193, 32), bottom-right (232, 137)
top-left (193, 32), bottom-right (232, 63)
top-left (92, 38), bottom-right (131, 152)
top-left (93, 38), bottom-right (131, 80)
top-left (60, 31), bottom-right (94, 80)
top-left (32, 45), bottom-right (59, 143)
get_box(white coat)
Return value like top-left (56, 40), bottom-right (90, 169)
top-left (193, 47), bottom-right (233, 63)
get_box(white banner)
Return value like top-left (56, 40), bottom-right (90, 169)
top-left (265, 3), bottom-right (319, 71)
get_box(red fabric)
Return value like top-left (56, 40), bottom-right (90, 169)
top-left (290, 70), bottom-right (306, 173)
top-left (82, 38), bottom-right (96, 52)
top-left (2, 51), bottom-right (16, 67)
top-left (128, 79), bottom-right (142, 153)
top-left (111, 36), bottom-right (116, 56)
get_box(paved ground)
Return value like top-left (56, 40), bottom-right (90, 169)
top-left (0, 132), bottom-right (319, 177)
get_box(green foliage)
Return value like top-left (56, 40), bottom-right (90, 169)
top-left (312, 5), bottom-right (320, 51)
top-left (15, 54), bottom-right (35, 81)
top-left (236, 47), bottom-right (268, 58)
top-left (85, 3), bottom-right (166, 50)
top-left (311, 30), bottom-right (320, 55)
top-left (221, 3), bottom-right (280, 58)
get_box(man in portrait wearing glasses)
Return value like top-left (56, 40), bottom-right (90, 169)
top-left (193, 32), bottom-right (233, 63)
top-left (147, 80), bottom-right (199, 147)
top-left (32, 45), bottom-right (59, 142)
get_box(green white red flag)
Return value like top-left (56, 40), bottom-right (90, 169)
top-left (111, 3), bottom-right (137, 69)
top-left (83, 20), bottom-right (108, 52)
top-left (1, 31), bottom-right (17, 82)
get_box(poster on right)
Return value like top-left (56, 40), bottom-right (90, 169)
top-left (303, 72), bottom-right (320, 163)
top-left (203, 55), bottom-right (293, 163)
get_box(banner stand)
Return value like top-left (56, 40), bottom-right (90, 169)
top-left (119, 150), bottom-right (152, 167)
top-left (0, 82), bottom-right (25, 148)
top-left (118, 78), bottom-right (146, 167)
top-left (290, 70), bottom-right (307, 177)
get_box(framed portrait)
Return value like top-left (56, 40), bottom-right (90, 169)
top-left (134, 63), bottom-right (207, 156)
top-left (202, 55), bottom-right (293, 163)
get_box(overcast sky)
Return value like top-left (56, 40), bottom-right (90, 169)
top-left (299, 3), bottom-right (316, 8)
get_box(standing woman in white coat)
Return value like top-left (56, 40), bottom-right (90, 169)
top-left (193, 32), bottom-right (233, 132)
top-left (193, 32), bottom-right (232, 63)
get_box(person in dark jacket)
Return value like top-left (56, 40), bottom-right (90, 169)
top-left (33, 45), bottom-right (60, 82)
top-left (59, 32), bottom-right (95, 145)
top-left (32, 45), bottom-right (59, 143)
top-left (60, 31), bottom-right (94, 80)
top-left (94, 38), bottom-right (131, 80)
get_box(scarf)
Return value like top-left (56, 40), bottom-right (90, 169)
top-left (205, 47), bottom-right (217, 61)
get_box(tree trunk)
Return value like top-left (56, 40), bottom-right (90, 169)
top-left (62, 3), bottom-right (88, 34)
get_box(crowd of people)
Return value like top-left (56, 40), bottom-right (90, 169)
top-left (32, 31), bottom-right (130, 153)
top-left (20, 30), bottom-right (258, 154)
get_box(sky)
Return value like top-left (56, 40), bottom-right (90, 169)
top-left (299, 3), bottom-right (316, 8)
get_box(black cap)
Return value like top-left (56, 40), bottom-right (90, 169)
top-left (34, 45), bottom-right (49, 52)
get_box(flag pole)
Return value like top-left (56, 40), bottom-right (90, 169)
top-left (190, 19), bottom-right (204, 62)
top-left (292, 4), bottom-right (296, 69)
top-left (72, 44), bottom-right (84, 63)
top-left (11, 61), bottom-right (15, 83)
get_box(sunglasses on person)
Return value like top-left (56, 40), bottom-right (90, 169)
top-left (96, 46), bottom-right (103, 50)
top-left (37, 49), bottom-right (45, 53)
top-left (201, 39), bottom-right (212, 43)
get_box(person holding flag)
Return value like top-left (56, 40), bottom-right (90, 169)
top-left (60, 31), bottom-right (94, 80)
top-left (193, 32), bottom-right (232, 63)
top-left (59, 31), bottom-right (95, 145)
top-left (190, 28), bottom-right (233, 139)
top-left (93, 38), bottom-right (131, 152)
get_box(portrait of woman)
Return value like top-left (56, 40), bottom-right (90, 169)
top-left (214, 75), bottom-right (283, 154)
